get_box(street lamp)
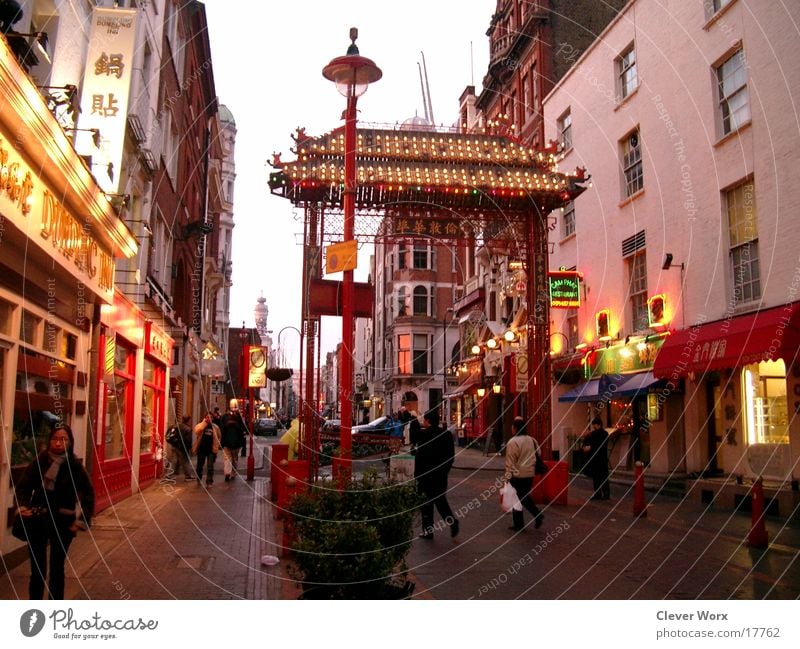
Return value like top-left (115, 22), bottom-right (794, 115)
top-left (322, 28), bottom-right (381, 482)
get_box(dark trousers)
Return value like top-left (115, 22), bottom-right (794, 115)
top-left (509, 477), bottom-right (542, 529)
top-left (591, 468), bottom-right (611, 499)
top-left (196, 451), bottom-right (216, 483)
top-left (28, 526), bottom-right (73, 599)
top-left (418, 473), bottom-right (454, 533)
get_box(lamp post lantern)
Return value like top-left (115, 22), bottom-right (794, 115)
top-left (322, 28), bottom-right (381, 482)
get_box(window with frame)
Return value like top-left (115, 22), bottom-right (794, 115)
top-left (413, 286), bottom-right (428, 316)
top-left (397, 334), bottom-right (411, 374)
top-left (621, 129), bottom-right (643, 198)
top-left (562, 200), bottom-right (576, 238)
top-left (742, 360), bottom-right (789, 445)
top-left (727, 181), bottom-right (760, 304)
top-left (558, 109), bottom-right (572, 150)
top-left (413, 334), bottom-right (429, 374)
top-left (617, 44), bottom-right (638, 100)
top-left (716, 48), bottom-right (750, 136)
top-left (566, 309), bottom-right (579, 349)
top-left (529, 62), bottom-right (538, 113)
top-left (627, 252), bottom-right (648, 332)
top-left (397, 241), bottom-right (407, 269)
top-left (412, 242), bottom-right (428, 269)
top-left (397, 287), bottom-right (408, 317)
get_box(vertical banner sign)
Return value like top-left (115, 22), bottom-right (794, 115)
top-left (77, 8), bottom-right (138, 193)
top-left (247, 346), bottom-right (267, 389)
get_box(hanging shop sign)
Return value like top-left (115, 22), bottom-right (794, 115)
top-left (548, 270), bottom-right (582, 308)
top-left (77, 7), bottom-right (138, 193)
top-left (325, 239), bottom-right (358, 273)
top-left (247, 345), bottom-right (268, 388)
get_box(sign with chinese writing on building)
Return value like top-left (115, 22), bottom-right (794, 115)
top-left (589, 336), bottom-right (666, 377)
top-left (247, 346), bottom-right (268, 388)
top-left (548, 270), bottom-right (582, 308)
top-left (77, 7), bottom-right (138, 193)
top-left (390, 216), bottom-right (466, 239)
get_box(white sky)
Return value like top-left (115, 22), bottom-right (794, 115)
top-left (202, 1), bottom-right (492, 367)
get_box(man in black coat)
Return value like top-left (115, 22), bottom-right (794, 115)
top-left (219, 399), bottom-right (247, 482)
top-left (582, 417), bottom-right (611, 500)
top-left (412, 410), bottom-right (459, 539)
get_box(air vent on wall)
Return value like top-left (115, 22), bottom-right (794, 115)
top-left (621, 230), bottom-right (646, 258)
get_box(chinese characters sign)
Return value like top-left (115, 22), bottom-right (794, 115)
top-left (77, 7), bottom-right (137, 193)
top-left (390, 216), bottom-right (465, 239)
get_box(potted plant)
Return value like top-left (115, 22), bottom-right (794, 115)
top-left (287, 469), bottom-right (422, 599)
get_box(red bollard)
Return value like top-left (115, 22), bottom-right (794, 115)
top-left (633, 461), bottom-right (647, 518)
top-left (748, 477), bottom-right (769, 549)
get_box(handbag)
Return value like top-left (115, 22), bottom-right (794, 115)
top-left (11, 507), bottom-right (50, 542)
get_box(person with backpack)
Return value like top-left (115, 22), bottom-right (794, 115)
top-left (165, 415), bottom-right (195, 481)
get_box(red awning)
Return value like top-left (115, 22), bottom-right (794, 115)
top-left (653, 302), bottom-right (800, 378)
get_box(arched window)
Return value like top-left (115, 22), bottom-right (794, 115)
top-left (397, 287), bottom-right (407, 317)
top-left (413, 286), bottom-right (428, 316)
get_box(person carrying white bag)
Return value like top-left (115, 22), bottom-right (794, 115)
top-left (502, 416), bottom-right (544, 531)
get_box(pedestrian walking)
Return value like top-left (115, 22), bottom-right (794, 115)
top-left (13, 424), bottom-right (95, 599)
top-left (412, 410), bottom-right (458, 539)
top-left (582, 417), bottom-right (611, 500)
top-left (503, 416), bottom-right (544, 531)
top-left (192, 412), bottom-right (221, 486)
top-left (166, 415), bottom-right (195, 480)
top-left (219, 399), bottom-right (247, 481)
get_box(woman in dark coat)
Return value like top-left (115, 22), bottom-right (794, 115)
top-left (582, 417), bottom-right (611, 500)
top-left (14, 424), bottom-right (95, 599)
top-left (411, 411), bottom-right (459, 539)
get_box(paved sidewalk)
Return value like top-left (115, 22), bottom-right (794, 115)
top-left (0, 472), bottom-right (286, 600)
top-left (3, 446), bottom-right (798, 600)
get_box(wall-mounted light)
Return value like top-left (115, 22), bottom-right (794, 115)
top-left (127, 219), bottom-right (152, 236)
top-left (471, 344), bottom-right (481, 356)
top-left (503, 329), bottom-right (517, 342)
top-left (7, 31), bottom-right (51, 70)
top-left (492, 383), bottom-right (502, 394)
top-left (647, 294), bottom-right (668, 328)
top-left (596, 309), bottom-right (611, 341)
top-left (36, 84), bottom-right (79, 116)
top-left (476, 387), bottom-right (486, 398)
top-left (486, 338), bottom-right (498, 350)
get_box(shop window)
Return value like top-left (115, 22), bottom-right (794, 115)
top-left (11, 350), bottom-right (74, 467)
top-left (742, 360), bottom-right (789, 445)
top-left (141, 384), bottom-right (156, 453)
top-left (105, 343), bottom-right (134, 460)
top-left (0, 298), bottom-right (13, 335)
top-left (21, 310), bottom-right (41, 346)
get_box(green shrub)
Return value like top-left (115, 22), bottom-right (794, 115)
top-left (287, 469), bottom-right (422, 598)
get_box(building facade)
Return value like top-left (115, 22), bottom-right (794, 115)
top-left (544, 0), bottom-right (800, 511)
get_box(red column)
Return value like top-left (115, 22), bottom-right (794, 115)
top-left (338, 91), bottom-right (357, 483)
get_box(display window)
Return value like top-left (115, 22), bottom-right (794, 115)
top-left (104, 340), bottom-right (135, 461)
top-left (141, 358), bottom-right (166, 454)
top-left (742, 359), bottom-right (789, 445)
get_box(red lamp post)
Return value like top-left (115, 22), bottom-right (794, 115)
top-left (322, 28), bottom-right (381, 482)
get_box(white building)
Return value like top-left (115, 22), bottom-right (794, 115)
top-left (544, 0), bottom-right (800, 511)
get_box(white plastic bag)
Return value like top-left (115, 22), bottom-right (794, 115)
top-left (500, 482), bottom-right (522, 512)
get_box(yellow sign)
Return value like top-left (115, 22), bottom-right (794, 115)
top-left (248, 346), bottom-right (267, 388)
top-left (326, 240), bottom-right (358, 274)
